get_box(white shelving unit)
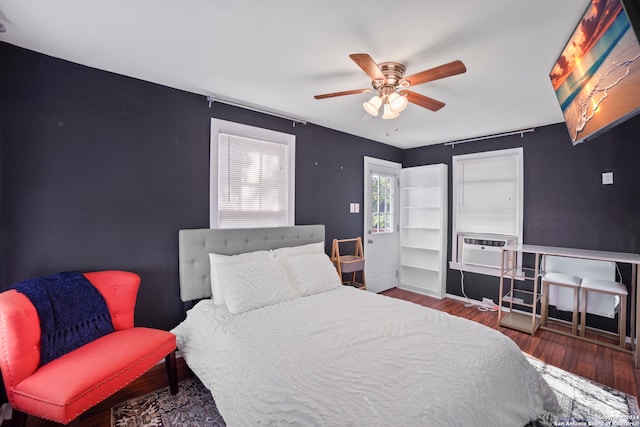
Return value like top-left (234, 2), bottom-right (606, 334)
top-left (398, 164), bottom-right (448, 298)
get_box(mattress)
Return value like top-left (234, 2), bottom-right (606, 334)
top-left (173, 287), bottom-right (559, 426)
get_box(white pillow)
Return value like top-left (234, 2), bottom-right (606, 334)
top-left (209, 250), bottom-right (272, 305)
top-left (272, 241), bottom-right (324, 258)
top-left (216, 259), bottom-right (299, 314)
top-left (284, 253), bottom-right (342, 296)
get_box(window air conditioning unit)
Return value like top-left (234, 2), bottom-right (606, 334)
top-left (458, 234), bottom-right (517, 269)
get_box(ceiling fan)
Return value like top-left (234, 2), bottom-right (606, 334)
top-left (314, 53), bottom-right (467, 119)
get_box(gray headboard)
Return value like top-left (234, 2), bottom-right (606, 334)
top-left (178, 225), bottom-right (325, 302)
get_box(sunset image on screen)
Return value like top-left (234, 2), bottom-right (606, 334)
top-left (550, 0), bottom-right (640, 143)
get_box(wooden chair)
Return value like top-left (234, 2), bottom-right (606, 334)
top-left (331, 238), bottom-right (366, 290)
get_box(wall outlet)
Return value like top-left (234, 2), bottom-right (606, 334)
top-left (602, 172), bottom-right (613, 185)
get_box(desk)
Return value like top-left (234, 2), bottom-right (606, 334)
top-left (499, 244), bottom-right (640, 367)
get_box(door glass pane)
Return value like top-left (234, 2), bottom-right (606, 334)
top-left (371, 173), bottom-right (395, 234)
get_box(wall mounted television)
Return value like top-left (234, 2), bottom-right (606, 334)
top-left (549, 0), bottom-right (640, 145)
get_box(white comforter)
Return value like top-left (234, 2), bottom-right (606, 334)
top-left (173, 287), bottom-right (559, 426)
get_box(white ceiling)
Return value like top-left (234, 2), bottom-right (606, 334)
top-left (0, 0), bottom-right (589, 149)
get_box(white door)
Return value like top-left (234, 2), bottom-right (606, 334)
top-left (363, 157), bottom-right (401, 293)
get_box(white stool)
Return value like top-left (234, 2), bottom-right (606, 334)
top-left (541, 272), bottom-right (581, 335)
top-left (579, 278), bottom-right (628, 349)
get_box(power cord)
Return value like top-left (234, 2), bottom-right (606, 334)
top-left (460, 270), bottom-right (474, 308)
top-left (460, 270), bottom-right (497, 311)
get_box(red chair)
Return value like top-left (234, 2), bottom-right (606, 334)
top-left (0, 270), bottom-right (178, 425)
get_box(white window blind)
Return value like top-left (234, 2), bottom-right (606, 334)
top-left (456, 154), bottom-right (520, 236)
top-left (210, 119), bottom-right (295, 229)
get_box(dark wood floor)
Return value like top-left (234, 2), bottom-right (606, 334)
top-left (24, 288), bottom-right (640, 426)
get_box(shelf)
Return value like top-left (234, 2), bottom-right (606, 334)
top-left (400, 246), bottom-right (441, 271)
top-left (502, 288), bottom-right (540, 308)
top-left (400, 258), bottom-right (440, 270)
top-left (401, 228), bottom-right (442, 253)
top-left (500, 312), bottom-right (540, 334)
top-left (399, 164), bottom-right (447, 300)
top-left (402, 205), bottom-right (441, 229)
top-left (400, 264), bottom-right (440, 273)
top-left (501, 266), bottom-right (529, 279)
top-left (400, 244), bottom-right (440, 252)
top-left (399, 283), bottom-right (443, 299)
top-left (499, 246), bottom-right (542, 335)
top-left (402, 187), bottom-right (441, 210)
top-left (399, 270), bottom-right (443, 299)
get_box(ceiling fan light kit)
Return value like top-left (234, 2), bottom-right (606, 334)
top-left (363, 95), bottom-right (383, 116)
top-left (382, 103), bottom-right (400, 120)
top-left (315, 53), bottom-right (466, 120)
top-left (387, 92), bottom-right (408, 113)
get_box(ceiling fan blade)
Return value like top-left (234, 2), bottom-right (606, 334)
top-left (314, 88), bottom-right (373, 99)
top-left (349, 53), bottom-right (385, 81)
top-left (402, 60), bottom-right (466, 87)
top-left (400, 90), bottom-right (445, 111)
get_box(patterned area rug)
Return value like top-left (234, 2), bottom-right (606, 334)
top-left (111, 356), bottom-right (640, 427)
top-left (525, 355), bottom-right (640, 427)
top-left (111, 378), bottom-right (224, 427)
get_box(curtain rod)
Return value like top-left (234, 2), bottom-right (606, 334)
top-left (206, 95), bottom-right (307, 126)
top-left (443, 128), bottom-right (535, 147)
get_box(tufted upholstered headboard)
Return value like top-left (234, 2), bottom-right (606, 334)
top-left (178, 225), bottom-right (325, 302)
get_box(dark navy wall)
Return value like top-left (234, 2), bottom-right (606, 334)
top-left (0, 42), bottom-right (401, 330)
top-left (2, 39), bottom-right (639, 333)
top-left (403, 118), bottom-right (640, 330)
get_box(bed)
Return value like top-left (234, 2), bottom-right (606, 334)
top-left (173, 225), bottom-right (560, 426)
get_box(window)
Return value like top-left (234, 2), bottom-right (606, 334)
top-left (451, 147), bottom-right (524, 274)
top-left (370, 173), bottom-right (395, 233)
top-left (210, 119), bottom-right (295, 228)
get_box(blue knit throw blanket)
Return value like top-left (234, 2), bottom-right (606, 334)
top-left (12, 271), bottom-right (114, 365)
